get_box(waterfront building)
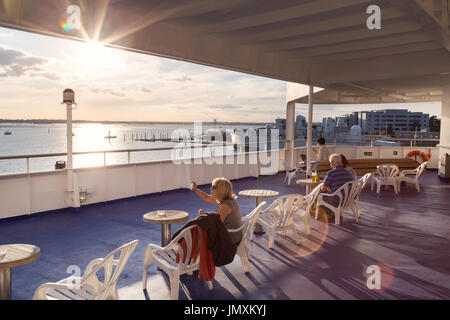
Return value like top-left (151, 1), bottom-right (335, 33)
top-left (359, 109), bottom-right (429, 134)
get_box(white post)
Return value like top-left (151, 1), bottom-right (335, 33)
top-left (306, 85), bottom-right (313, 175)
top-left (66, 103), bottom-right (74, 192)
top-left (286, 101), bottom-right (296, 166)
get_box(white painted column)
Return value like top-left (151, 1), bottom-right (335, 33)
top-left (286, 101), bottom-right (295, 166)
top-left (439, 85), bottom-right (450, 176)
top-left (306, 85), bottom-right (313, 175)
top-left (66, 103), bottom-right (74, 192)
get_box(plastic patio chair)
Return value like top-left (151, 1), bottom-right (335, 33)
top-left (353, 173), bottom-right (372, 220)
top-left (282, 160), bottom-right (306, 185)
top-left (396, 161), bottom-right (428, 192)
top-left (303, 183), bottom-right (323, 223)
top-left (256, 195), bottom-right (306, 249)
top-left (229, 201), bottom-right (266, 273)
top-left (315, 180), bottom-right (359, 225)
top-left (33, 240), bottom-right (139, 300)
top-left (142, 225), bottom-right (212, 300)
top-left (371, 164), bottom-right (400, 194)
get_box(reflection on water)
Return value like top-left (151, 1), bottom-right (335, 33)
top-left (0, 123), bottom-right (260, 174)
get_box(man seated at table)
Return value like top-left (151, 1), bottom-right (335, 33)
top-left (318, 153), bottom-right (354, 220)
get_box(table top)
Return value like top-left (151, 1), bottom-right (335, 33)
top-left (0, 244), bottom-right (40, 269)
top-left (143, 210), bottom-right (189, 225)
top-left (296, 178), bottom-right (323, 185)
top-left (239, 189), bottom-right (279, 198)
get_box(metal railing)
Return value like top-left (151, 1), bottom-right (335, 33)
top-left (0, 137), bottom-right (440, 175)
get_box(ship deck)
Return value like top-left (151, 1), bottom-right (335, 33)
top-left (1, 171), bottom-right (449, 300)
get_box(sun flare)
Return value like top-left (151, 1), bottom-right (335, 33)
top-left (74, 40), bottom-right (126, 72)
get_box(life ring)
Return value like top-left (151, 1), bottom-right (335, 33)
top-left (407, 150), bottom-right (428, 164)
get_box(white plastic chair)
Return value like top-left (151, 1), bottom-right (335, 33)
top-left (397, 161), bottom-right (428, 192)
top-left (229, 201), bottom-right (266, 273)
top-left (256, 195), bottom-right (306, 249)
top-left (371, 164), bottom-right (400, 194)
top-left (315, 181), bottom-right (358, 225)
top-left (33, 240), bottom-right (139, 300)
top-left (142, 225), bottom-right (212, 300)
top-left (302, 183), bottom-right (323, 224)
top-left (353, 173), bottom-right (372, 220)
top-left (282, 160), bottom-right (306, 185)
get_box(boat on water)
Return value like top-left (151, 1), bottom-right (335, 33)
top-left (4, 131), bottom-right (12, 135)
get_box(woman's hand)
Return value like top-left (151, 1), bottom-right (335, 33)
top-left (190, 181), bottom-right (198, 191)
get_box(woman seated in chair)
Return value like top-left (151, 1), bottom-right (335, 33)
top-left (341, 154), bottom-right (357, 181)
top-left (190, 177), bottom-right (243, 245)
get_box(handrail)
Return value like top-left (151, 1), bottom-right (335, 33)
top-left (0, 137), bottom-right (439, 175)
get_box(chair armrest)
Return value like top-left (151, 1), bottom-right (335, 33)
top-left (33, 282), bottom-right (81, 300)
top-left (399, 170), bottom-right (417, 177)
top-left (84, 258), bottom-right (104, 275)
top-left (148, 243), bottom-right (165, 251)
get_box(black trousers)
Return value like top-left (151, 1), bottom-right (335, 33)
top-left (319, 195), bottom-right (339, 217)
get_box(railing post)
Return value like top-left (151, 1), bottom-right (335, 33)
top-left (128, 151), bottom-right (131, 164)
top-left (26, 158), bottom-right (30, 173)
top-left (103, 152), bottom-right (106, 167)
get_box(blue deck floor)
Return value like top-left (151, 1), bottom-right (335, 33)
top-left (1, 171), bottom-right (449, 300)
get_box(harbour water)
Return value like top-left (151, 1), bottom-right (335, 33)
top-left (0, 122), bottom-right (262, 175)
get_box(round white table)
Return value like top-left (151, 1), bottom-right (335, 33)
top-left (0, 244), bottom-right (41, 300)
top-left (239, 189), bottom-right (279, 234)
top-left (296, 178), bottom-right (323, 194)
top-left (143, 210), bottom-right (189, 247)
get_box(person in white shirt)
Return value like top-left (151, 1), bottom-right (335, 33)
top-left (313, 137), bottom-right (330, 161)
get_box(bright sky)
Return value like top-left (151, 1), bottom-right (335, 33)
top-left (0, 27), bottom-right (442, 123)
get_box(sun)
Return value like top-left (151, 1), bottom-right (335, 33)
top-left (73, 40), bottom-right (126, 73)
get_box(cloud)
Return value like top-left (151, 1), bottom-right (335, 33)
top-left (88, 83), bottom-right (126, 97)
top-left (168, 76), bottom-right (192, 82)
top-left (0, 46), bottom-right (48, 78)
top-left (141, 88), bottom-right (152, 93)
top-left (208, 104), bottom-right (242, 110)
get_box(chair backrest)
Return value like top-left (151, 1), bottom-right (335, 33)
top-left (264, 195), bottom-right (305, 227)
top-left (353, 173), bottom-right (372, 199)
top-left (304, 183), bottom-right (323, 212)
top-left (334, 180), bottom-right (359, 209)
top-left (359, 172), bottom-right (372, 190)
top-left (415, 161), bottom-right (428, 177)
top-left (164, 225), bottom-right (200, 270)
top-left (82, 239), bottom-right (139, 299)
top-left (376, 164), bottom-right (399, 178)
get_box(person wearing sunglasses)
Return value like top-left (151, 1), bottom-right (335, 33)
top-left (190, 177), bottom-right (243, 245)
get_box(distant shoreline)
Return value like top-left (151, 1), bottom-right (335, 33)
top-left (0, 119), bottom-right (266, 126)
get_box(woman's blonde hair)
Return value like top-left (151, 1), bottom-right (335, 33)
top-left (212, 177), bottom-right (237, 203)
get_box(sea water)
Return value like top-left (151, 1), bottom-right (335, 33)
top-left (0, 122), bottom-right (261, 175)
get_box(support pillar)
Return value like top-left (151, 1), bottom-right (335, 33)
top-left (286, 101), bottom-right (296, 166)
top-left (306, 85), bottom-right (313, 175)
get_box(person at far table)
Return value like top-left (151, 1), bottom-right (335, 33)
top-left (190, 177), bottom-right (243, 245)
top-left (318, 154), bottom-right (354, 220)
top-left (313, 137), bottom-right (330, 162)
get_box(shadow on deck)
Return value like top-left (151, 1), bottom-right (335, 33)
top-left (1, 171), bottom-right (449, 300)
